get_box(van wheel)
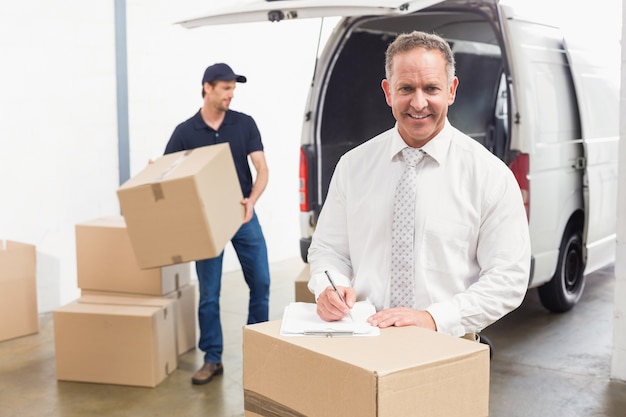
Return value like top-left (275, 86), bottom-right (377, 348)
top-left (538, 228), bottom-right (585, 313)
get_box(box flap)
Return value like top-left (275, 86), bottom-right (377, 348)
top-left (78, 294), bottom-right (176, 310)
top-left (118, 144), bottom-right (229, 190)
top-left (76, 215), bottom-right (126, 229)
top-left (248, 320), bottom-right (488, 373)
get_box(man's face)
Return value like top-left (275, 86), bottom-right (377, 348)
top-left (382, 48), bottom-right (458, 148)
top-left (205, 80), bottom-right (237, 112)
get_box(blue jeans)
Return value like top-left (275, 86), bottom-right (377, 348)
top-left (195, 211), bottom-right (270, 364)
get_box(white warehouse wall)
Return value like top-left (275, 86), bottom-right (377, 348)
top-left (0, 0), bottom-right (331, 313)
top-left (0, 1), bottom-right (120, 312)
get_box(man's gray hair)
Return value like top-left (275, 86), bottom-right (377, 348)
top-left (385, 31), bottom-right (456, 84)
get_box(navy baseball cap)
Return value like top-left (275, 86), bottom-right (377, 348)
top-left (202, 63), bottom-right (247, 84)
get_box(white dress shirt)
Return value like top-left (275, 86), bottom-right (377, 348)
top-left (308, 121), bottom-right (531, 336)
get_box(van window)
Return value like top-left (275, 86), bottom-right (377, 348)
top-left (506, 20), bottom-right (581, 144)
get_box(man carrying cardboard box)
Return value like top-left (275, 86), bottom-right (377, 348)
top-left (164, 62), bottom-right (270, 385)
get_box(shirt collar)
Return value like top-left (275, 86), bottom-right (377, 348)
top-left (192, 109), bottom-right (233, 131)
top-left (389, 119), bottom-right (453, 166)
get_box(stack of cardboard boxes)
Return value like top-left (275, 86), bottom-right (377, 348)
top-left (0, 240), bottom-right (38, 343)
top-left (54, 143), bottom-right (244, 388)
top-left (53, 216), bottom-right (194, 387)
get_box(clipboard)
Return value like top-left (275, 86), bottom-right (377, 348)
top-left (279, 301), bottom-right (380, 337)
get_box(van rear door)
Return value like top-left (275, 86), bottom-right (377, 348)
top-left (497, 5), bottom-right (586, 277)
top-left (176, 0), bottom-right (443, 27)
top-left (563, 36), bottom-right (620, 273)
top-left (175, 0), bottom-right (455, 263)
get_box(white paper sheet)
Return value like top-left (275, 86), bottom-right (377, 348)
top-left (279, 301), bottom-right (380, 337)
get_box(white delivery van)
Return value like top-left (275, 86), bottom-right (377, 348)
top-left (178, 0), bottom-right (620, 313)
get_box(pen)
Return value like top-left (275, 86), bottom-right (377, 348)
top-left (324, 270), bottom-right (354, 321)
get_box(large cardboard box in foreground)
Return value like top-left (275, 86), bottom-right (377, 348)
top-left (117, 144), bottom-right (243, 269)
top-left (76, 216), bottom-right (190, 295)
top-left (0, 240), bottom-right (38, 342)
top-left (54, 299), bottom-right (177, 387)
top-left (243, 321), bottom-right (489, 417)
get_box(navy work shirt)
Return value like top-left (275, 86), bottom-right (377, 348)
top-left (164, 109), bottom-right (263, 198)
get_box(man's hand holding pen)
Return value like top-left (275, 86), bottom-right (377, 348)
top-left (316, 272), bottom-right (356, 322)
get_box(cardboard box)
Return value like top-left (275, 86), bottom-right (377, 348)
top-left (80, 282), bottom-right (197, 355)
top-left (243, 321), bottom-right (490, 417)
top-left (76, 216), bottom-right (190, 295)
top-left (0, 240), bottom-right (38, 342)
top-left (53, 299), bottom-right (177, 387)
top-left (294, 264), bottom-right (315, 303)
top-left (116, 144), bottom-right (243, 269)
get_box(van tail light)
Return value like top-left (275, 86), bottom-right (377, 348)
top-left (299, 147), bottom-right (309, 212)
top-left (508, 152), bottom-right (530, 220)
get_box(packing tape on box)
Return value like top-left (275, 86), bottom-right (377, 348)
top-left (244, 390), bottom-right (306, 417)
top-left (151, 183), bottom-right (165, 201)
top-left (151, 150), bottom-right (193, 201)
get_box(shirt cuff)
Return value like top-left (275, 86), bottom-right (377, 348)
top-left (426, 302), bottom-right (465, 337)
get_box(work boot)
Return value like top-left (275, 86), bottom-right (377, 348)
top-left (191, 362), bottom-right (223, 385)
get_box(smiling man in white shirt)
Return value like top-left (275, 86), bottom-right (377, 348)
top-left (307, 31), bottom-right (531, 338)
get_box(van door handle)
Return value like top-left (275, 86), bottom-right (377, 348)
top-left (573, 157), bottom-right (586, 170)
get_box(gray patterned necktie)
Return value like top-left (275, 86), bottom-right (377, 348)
top-left (390, 147), bottom-right (423, 308)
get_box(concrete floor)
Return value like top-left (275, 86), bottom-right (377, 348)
top-left (1, 257), bottom-right (625, 417)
